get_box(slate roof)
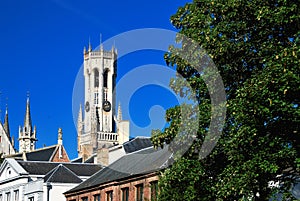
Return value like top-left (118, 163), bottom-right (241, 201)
top-left (71, 155), bottom-right (95, 164)
top-left (123, 137), bottom-right (152, 154)
top-left (71, 157), bottom-right (83, 163)
top-left (66, 146), bottom-right (172, 193)
top-left (7, 145), bottom-right (58, 161)
top-left (72, 137), bottom-right (153, 164)
top-left (44, 164), bottom-right (82, 183)
top-left (18, 161), bottom-right (102, 177)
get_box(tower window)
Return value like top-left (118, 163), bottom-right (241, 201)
top-left (103, 69), bottom-right (108, 88)
top-left (94, 92), bottom-right (99, 105)
top-left (94, 69), bottom-right (99, 88)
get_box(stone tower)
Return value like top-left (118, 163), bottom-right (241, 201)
top-left (77, 42), bottom-right (129, 159)
top-left (18, 97), bottom-right (37, 152)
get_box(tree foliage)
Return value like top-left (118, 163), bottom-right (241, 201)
top-left (151, 0), bottom-right (300, 200)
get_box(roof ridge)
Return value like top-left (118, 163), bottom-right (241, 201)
top-left (31, 144), bottom-right (58, 152)
top-left (125, 146), bottom-right (154, 156)
top-left (49, 145), bottom-right (59, 161)
top-left (123, 136), bottom-right (151, 145)
top-left (59, 164), bottom-right (82, 179)
top-left (44, 164), bottom-right (80, 182)
top-left (18, 160), bottom-right (101, 167)
top-left (44, 165), bottom-right (60, 182)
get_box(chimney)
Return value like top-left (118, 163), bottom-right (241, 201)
top-left (22, 151), bottom-right (27, 161)
top-left (96, 148), bottom-right (109, 166)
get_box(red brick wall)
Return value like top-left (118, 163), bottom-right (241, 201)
top-left (65, 173), bottom-right (159, 201)
top-left (51, 145), bottom-right (70, 163)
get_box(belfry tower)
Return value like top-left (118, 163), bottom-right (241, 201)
top-left (18, 97), bottom-right (37, 152)
top-left (77, 41), bottom-right (129, 159)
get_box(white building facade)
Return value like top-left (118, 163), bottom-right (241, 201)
top-left (0, 158), bottom-right (102, 201)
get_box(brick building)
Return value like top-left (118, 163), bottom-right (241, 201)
top-left (64, 146), bottom-right (172, 201)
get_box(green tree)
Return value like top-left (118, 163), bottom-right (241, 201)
top-left (151, 0), bottom-right (300, 200)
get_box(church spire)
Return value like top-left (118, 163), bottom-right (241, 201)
top-left (19, 94), bottom-right (37, 153)
top-left (3, 105), bottom-right (10, 139)
top-left (24, 96), bottom-right (32, 131)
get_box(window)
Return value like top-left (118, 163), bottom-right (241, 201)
top-left (136, 184), bottom-right (143, 201)
top-left (103, 69), bottom-right (108, 88)
top-left (6, 192), bottom-right (10, 201)
top-left (94, 69), bottom-right (99, 88)
top-left (106, 191), bottom-right (113, 201)
top-left (6, 168), bottom-right (11, 177)
top-left (81, 197), bottom-right (88, 201)
top-left (13, 190), bottom-right (18, 201)
top-left (28, 197), bottom-right (34, 201)
top-left (93, 194), bottom-right (100, 201)
top-left (150, 181), bottom-right (158, 201)
top-left (94, 92), bottom-right (99, 105)
top-left (121, 188), bottom-right (129, 201)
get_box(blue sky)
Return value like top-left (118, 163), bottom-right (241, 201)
top-left (0, 0), bottom-right (189, 159)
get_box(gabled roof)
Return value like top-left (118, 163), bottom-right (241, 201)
top-left (123, 136), bottom-right (152, 154)
top-left (7, 145), bottom-right (57, 161)
top-left (17, 161), bottom-right (102, 177)
top-left (66, 146), bottom-right (172, 193)
top-left (44, 164), bottom-right (82, 183)
top-left (6, 144), bottom-right (70, 162)
top-left (0, 158), bottom-right (28, 176)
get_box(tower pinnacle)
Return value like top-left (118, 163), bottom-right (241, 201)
top-left (117, 102), bottom-right (122, 122)
top-left (24, 96), bottom-right (32, 131)
top-left (58, 128), bottom-right (63, 145)
top-left (88, 37), bottom-right (92, 52)
top-left (3, 104), bottom-right (10, 138)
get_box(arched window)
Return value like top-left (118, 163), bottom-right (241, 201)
top-left (103, 69), bottom-right (108, 88)
top-left (94, 69), bottom-right (99, 88)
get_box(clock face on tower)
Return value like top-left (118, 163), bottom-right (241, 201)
top-left (103, 101), bottom-right (111, 112)
top-left (85, 101), bottom-right (90, 112)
